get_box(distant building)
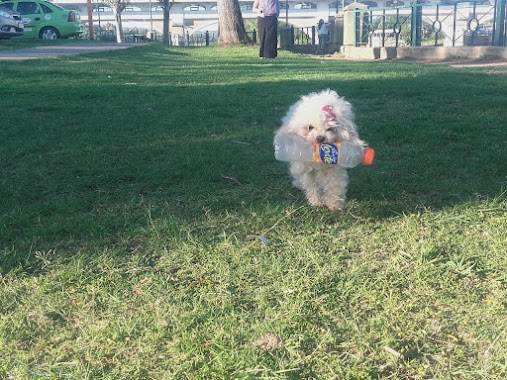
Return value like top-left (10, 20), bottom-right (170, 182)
top-left (55, 0), bottom-right (389, 37)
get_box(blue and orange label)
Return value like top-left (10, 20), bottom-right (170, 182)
top-left (313, 143), bottom-right (339, 164)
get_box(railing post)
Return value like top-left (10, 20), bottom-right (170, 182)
top-left (382, 9), bottom-right (386, 47)
top-left (362, 12), bottom-right (369, 46)
top-left (452, 3), bottom-right (457, 46)
top-left (493, 0), bottom-right (507, 45)
top-left (205, 31), bottom-right (209, 46)
top-left (434, 5), bottom-right (440, 46)
top-left (411, 0), bottom-right (422, 46)
top-left (354, 9), bottom-right (359, 46)
top-left (252, 29), bottom-right (257, 43)
top-left (311, 26), bottom-right (316, 45)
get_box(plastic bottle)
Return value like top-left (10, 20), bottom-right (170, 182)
top-left (274, 134), bottom-right (374, 168)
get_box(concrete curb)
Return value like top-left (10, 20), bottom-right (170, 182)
top-left (0, 42), bottom-right (147, 61)
top-left (341, 46), bottom-right (507, 61)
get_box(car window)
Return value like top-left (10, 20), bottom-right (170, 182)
top-left (0, 3), bottom-right (14, 10)
top-left (17, 2), bottom-right (41, 14)
top-left (40, 3), bottom-right (52, 13)
top-left (50, 3), bottom-right (65, 11)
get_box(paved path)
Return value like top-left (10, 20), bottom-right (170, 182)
top-left (0, 42), bottom-right (146, 61)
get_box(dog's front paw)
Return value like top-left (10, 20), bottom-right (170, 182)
top-left (325, 198), bottom-right (345, 212)
top-left (308, 198), bottom-right (325, 208)
top-left (306, 189), bottom-right (324, 207)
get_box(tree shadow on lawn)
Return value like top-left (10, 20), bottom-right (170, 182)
top-left (1, 63), bottom-right (506, 274)
top-left (188, 67), bottom-right (506, 219)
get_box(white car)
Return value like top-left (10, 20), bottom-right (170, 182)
top-left (0, 6), bottom-right (24, 39)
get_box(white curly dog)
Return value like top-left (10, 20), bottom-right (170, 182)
top-left (274, 89), bottom-right (366, 211)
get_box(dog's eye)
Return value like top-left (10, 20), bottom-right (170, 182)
top-left (326, 127), bottom-right (336, 132)
top-left (308, 125), bottom-right (315, 131)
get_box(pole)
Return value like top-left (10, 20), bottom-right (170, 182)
top-left (410, 0), bottom-right (421, 46)
top-left (86, 0), bottom-right (94, 40)
top-left (493, 0), bottom-right (506, 45)
top-left (149, 0), bottom-right (153, 31)
top-left (285, 0), bottom-right (288, 26)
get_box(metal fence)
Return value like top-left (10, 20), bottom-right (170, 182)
top-left (166, 30), bottom-right (257, 46)
top-left (168, 31), bottom-right (217, 46)
top-left (355, 0), bottom-right (507, 48)
top-left (88, 1), bottom-right (507, 49)
top-left (89, 24), bottom-right (314, 47)
top-left (292, 26), bottom-right (317, 45)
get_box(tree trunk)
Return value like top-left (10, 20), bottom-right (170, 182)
top-left (102, 0), bottom-right (128, 43)
top-left (162, 2), bottom-right (171, 44)
top-left (217, 0), bottom-right (248, 45)
top-left (113, 7), bottom-right (124, 43)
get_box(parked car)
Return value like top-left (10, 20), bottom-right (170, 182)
top-left (0, 5), bottom-right (24, 39)
top-left (0, 0), bottom-right (81, 39)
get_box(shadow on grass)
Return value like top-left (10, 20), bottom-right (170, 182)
top-left (1, 50), bottom-right (506, 274)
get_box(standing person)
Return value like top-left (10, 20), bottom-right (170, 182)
top-left (317, 19), bottom-right (329, 55)
top-left (253, 0), bottom-right (264, 52)
top-left (259, 0), bottom-right (280, 59)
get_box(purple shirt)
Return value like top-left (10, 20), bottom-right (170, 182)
top-left (263, 0), bottom-right (279, 16)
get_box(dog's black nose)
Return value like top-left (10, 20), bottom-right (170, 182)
top-left (316, 136), bottom-right (326, 143)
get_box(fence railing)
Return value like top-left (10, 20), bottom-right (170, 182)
top-left (86, 0), bottom-right (507, 49)
top-left (355, 0), bottom-right (507, 48)
top-left (163, 27), bottom-right (316, 47)
top-left (89, 24), bottom-right (316, 47)
top-left (168, 31), bottom-right (217, 46)
top-left (292, 26), bottom-right (317, 45)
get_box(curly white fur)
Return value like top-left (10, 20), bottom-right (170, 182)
top-left (274, 89), bottom-right (365, 211)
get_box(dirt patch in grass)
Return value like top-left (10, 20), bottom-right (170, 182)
top-left (252, 334), bottom-right (284, 351)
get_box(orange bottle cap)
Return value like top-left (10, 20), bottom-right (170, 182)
top-left (362, 148), bottom-right (375, 166)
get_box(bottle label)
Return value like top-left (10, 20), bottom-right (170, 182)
top-left (313, 143), bottom-right (339, 164)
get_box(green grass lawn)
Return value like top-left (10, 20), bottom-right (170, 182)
top-left (1, 44), bottom-right (506, 379)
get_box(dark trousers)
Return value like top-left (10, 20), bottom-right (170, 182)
top-left (260, 16), bottom-right (278, 58)
top-left (257, 17), bottom-right (264, 47)
top-left (318, 34), bottom-right (329, 55)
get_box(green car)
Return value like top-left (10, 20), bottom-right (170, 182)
top-left (0, 0), bottom-right (81, 39)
